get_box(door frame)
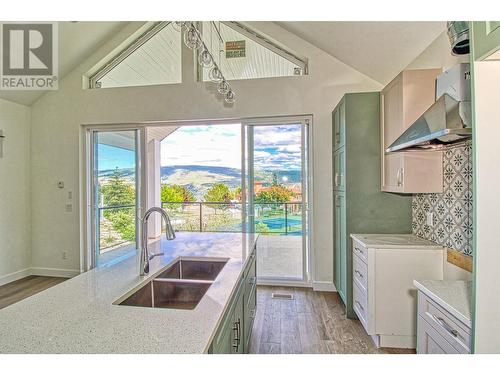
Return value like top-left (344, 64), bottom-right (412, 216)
top-left (81, 125), bottom-right (146, 271)
top-left (242, 115), bottom-right (313, 285)
top-left (80, 115), bottom-right (313, 281)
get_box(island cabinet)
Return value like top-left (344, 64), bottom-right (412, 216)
top-left (380, 69), bottom-right (443, 193)
top-left (472, 21), bottom-right (500, 60)
top-left (210, 247), bottom-right (257, 354)
top-left (332, 92), bottom-right (412, 318)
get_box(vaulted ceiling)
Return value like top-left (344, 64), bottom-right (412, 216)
top-left (276, 21), bottom-right (447, 85)
top-left (1, 21), bottom-right (448, 107)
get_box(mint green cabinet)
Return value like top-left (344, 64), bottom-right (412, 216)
top-left (210, 247), bottom-right (256, 354)
top-left (334, 191), bottom-right (346, 302)
top-left (243, 250), bottom-right (257, 350)
top-left (333, 98), bottom-right (346, 151)
top-left (332, 93), bottom-right (412, 318)
top-left (333, 148), bottom-right (345, 191)
top-left (472, 21), bottom-right (500, 60)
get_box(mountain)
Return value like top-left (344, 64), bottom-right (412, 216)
top-left (99, 165), bottom-right (302, 200)
top-left (161, 165), bottom-right (241, 200)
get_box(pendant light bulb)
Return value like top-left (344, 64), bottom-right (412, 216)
top-left (225, 90), bottom-right (236, 104)
top-left (198, 49), bottom-right (214, 68)
top-left (217, 80), bottom-right (230, 95)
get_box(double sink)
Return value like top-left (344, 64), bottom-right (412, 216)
top-left (116, 258), bottom-right (228, 310)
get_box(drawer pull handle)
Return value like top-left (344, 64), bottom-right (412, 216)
top-left (355, 300), bottom-right (364, 311)
top-left (433, 314), bottom-right (459, 338)
top-left (355, 270), bottom-right (363, 278)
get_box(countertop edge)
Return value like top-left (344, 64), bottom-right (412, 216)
top-left (350, 233), bottom-right (444, 250)
top-left (413, 280), bottom-right (472, 328)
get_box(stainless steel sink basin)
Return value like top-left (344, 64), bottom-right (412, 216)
top-left (119, 279), bottom-right (212, 310)
top-left (156, 259), bottom-right (227, 281)
top-left (116, 258), bottom-right (227, 310)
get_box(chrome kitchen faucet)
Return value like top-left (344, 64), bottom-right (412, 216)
top-left (140, 207), bottom-right (176, 276)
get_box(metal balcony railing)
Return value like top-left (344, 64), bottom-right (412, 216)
top-left (97, 201), bottom-right (303, 250)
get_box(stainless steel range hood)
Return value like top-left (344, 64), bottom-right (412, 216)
top-left (386, 94), bottom-right (472, 152)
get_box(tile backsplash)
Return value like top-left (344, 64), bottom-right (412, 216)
top-left (412, 140), bottom-right (473, 256)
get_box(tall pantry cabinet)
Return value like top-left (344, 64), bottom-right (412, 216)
top-left (332, 92), bottom-right (412, 317)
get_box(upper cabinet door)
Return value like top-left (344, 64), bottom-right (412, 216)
top-left (472, 21), bottom-right (500, 60)
top-left (380, 69), bottom-right (443, 193)
top-left (381, 75), bottom-right (403, 151)
top-left (333, 99), bottom-right (345, 151)
top-left (333, 148), bottom-right (345, 191)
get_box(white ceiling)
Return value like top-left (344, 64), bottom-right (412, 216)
top-left (277, 21), bottom-right (447, 85)
top-left (0, 21), bottom-right (127, 106)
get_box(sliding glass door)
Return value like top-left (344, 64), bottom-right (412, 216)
top-left (90, 129), bottom-right (142, 267)
top-left (244, 118), bottom-right (310, 283)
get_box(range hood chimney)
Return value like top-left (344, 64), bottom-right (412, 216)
top-left (447, 21), bottom-right (470, 55)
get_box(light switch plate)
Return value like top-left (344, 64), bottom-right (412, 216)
top-left (426, 212), bottom-right (434, 227)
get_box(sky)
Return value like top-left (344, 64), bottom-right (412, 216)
top-left (96, 124), bottom-right (303, 172)
top-left (161, 124), bottom-right (242, 169)
top-left (161, 124), bottom-right (302, 171)
top-left (97, 143), bottom-right (135, 171)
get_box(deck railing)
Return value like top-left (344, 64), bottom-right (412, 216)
top-left (97, 201), bottom-right (303, 250)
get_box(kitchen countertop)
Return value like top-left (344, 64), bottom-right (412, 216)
top-left (350, 233), bottom-right (444, 249)
top-left (413, 279), bottom-right (472, 328)
top-left (0, 232), bottom-right (257, 354)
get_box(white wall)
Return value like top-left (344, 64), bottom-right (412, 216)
top-left (29, 22), bottom-right (381, 283)
top-left (0, 98), bottom-right (31, 285)
top-left (472, 59), bottom-right (500, 353)
top-left (406, 31), bottom-right (469, 71)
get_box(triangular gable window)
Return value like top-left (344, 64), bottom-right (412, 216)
top-left (90, 22), bottom-right (181, 89)
top-left (200, 22), bottom-right (308, 81)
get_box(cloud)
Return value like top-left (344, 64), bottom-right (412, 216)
top-left (160, 124), bottom-right (303, 171)
top-left (161, 124), bottom-right (241, 169)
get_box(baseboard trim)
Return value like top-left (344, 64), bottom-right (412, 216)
top-left (0, 268), bottom-right (31, 286)
top-left (312, 281), bottom-right (337, 292)
top-left (30, 267), bottom-right (80, 278)
top-left (257, 279), bottom-right (312, 288)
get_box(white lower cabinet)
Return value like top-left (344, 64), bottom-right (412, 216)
top-left (416, 291), bottom-right (471, 354)
top-left (350, 234), bottom-right (444, 349)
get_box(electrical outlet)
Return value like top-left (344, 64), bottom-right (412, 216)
top-left (426, 212), bottom-right (434, 227)
top-left (62, 251), bottom-right (67, 260)
top-left (67, 190), bottom-right (73, 200)
top-left (65, 203), bottom-right (73, 212)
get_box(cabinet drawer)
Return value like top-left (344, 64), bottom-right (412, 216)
top-left (418, 292), bottom-right (471, 353)
top-left (353, 253), bottom-right (368, 294)
top-left (353, 281), bottom-right (368, 331)
top-left (352, 240), bottom-right (367, 264)
top-left (417, 315), bottom-right (460, 354)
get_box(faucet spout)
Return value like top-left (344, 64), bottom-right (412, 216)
top-left (140, 207), bottom-right (176, 276)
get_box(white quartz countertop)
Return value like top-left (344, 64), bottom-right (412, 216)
top-left (414, 279), bottom-right (472, 328)
top-left (350, 233), bottom-right (444, 250)
top-left (0, 232), bottom-right (257, 354)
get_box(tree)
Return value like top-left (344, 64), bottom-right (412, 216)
top-left (99, 168), bottom-right (136, 243)
top-left (271, 172), bottom-right (279, 186)
top-left (161, 184), bottom-right (195, 208)
top-left (203, 183), bottom-right (233, 213)
top-left (254, 185), bottom-right (295, 204)
top-left (100, 168), bottom-right (135, 206)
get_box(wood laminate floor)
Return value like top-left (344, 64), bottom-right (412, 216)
top-left (249, 286), bottom-right (415, 354)
top-left (0, 276), bottom-right (68, 310)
